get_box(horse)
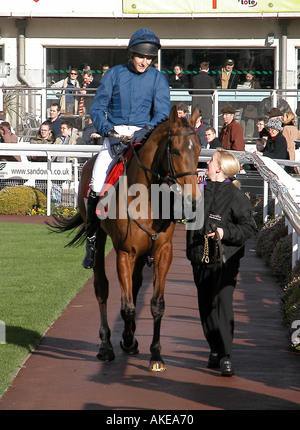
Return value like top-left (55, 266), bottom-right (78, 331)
top-left (50, 105), bottom-right (201, 372)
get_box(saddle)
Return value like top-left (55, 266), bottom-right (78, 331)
top-left (84, 142), bottom-right (142, 211)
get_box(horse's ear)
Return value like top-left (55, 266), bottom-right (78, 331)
top-left (169, 105), bottom-right (181, 128)
top-left (190, 105), bottom-right (201, 128)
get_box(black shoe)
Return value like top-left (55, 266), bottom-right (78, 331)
top-left (220, 356), bottom-right (235, 376)
top-left (82, 235), bottom-right (97, 269)
top-left (207, 352), bottom-right (220, 369)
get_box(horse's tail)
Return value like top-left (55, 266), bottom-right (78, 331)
top-left (47, 212), bottom-right (86, 247)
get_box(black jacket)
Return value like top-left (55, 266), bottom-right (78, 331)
top-left (192, 72), bottom-right (217, 90)
top-left (263, 132), bottom-right (289, 160)
top-left (186, 180), bottom-right (257, 267)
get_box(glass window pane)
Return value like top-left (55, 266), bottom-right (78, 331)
top-left (161, 48), bottom-right (275, 89)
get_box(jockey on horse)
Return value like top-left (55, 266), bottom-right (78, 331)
top-left (82, 29), bottom-right (171, 269)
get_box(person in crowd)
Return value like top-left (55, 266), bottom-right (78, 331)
top-left (186, 148), bottom-right (257, 376)
top-left (195, 109), bottom-right (209, 148)
top-left (256, 117), bottom-right (269, 140)
top-left (30, 121), bottom-right (54, 145)
top-left (54, 120), bottom-right (83, 161)
top-left (216, 58), bottom-right (240, 89)
top-left (268, 107), bottom-right (283, 121)
top-left (0, 122), bottom-right (18, 143)
top-left (77, 63), bottom-right (91, 84)
top-left (96, 64), bottom-right (110, 81)
top-left (29, 121), bottom-right (55, 161)
top-left (83, 28), bottom-right (171, 269)
top-left (47, 103), bottom-right (62, 139)
top-left (240, 71), bottom-right (260, 89)
top-left (258, 95), bottom-right (292, 120)
top-left (168, 64), bottom-right (188, 89)
top-left (192, 62), bottom-right (217, 90)
top-left (191, 61), bottom-right (216, 121)
top-left (51, 68), bottom-right (81, 114)
top-left (82, 116), bottom-right (103, 145)
top-left (0, 122), bottom-right (20, 161)
top-left (101, 64), bottom-right (110, 75)
top-left (78, 69), bottom-right (101, 115)
top-left (282, 110), bottom-right (300, 174)
top-left (205, 127), bottom-right (222, 149)
top-left (254, 118), bottom-right (289, 162)
top-left (177, 103), bottom-right (189, 118)
top-left (219, 105), bottom-right (245, 151)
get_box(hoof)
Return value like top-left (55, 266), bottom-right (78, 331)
top-left (120, 338), bottom-right (139, 355)
top-left (97, 347), bottom-right (115, 362)
top-left (148, 360), bottom-right (166, 372)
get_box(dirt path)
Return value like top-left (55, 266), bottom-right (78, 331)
top-left (0, 220), bottom-right (299, 410)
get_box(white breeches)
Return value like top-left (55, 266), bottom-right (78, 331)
top-left (90, 125), bottom-right (140, 195)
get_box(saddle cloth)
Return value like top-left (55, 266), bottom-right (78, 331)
top-left (84, 142), bottom-right (142, 213)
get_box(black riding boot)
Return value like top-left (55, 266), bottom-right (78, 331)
top-left (82, 190), bottom-right (99, 269)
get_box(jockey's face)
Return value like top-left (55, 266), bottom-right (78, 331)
top-left (132, 55), bottom-right (153, 74)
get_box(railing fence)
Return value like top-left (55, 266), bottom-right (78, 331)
top-left (0, 144), bottom-right (299, 268)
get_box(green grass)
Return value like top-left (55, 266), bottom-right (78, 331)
top-left (0, 221), bottom-right (112, 399)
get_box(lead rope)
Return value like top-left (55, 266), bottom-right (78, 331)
top-left (201, 235), bottom-right (210, 264)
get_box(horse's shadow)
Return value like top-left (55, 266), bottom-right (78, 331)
top-left (5, 325), bottom-right (42, 353)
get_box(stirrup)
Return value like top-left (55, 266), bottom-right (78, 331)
top-left (82, 235), bottom-right (97, 269)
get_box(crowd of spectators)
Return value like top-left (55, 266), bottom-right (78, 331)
top-left (0, 60), bottom-right (299, 174)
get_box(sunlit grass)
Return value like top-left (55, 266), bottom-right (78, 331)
top-left (0, 221), bottom-right (112, 399)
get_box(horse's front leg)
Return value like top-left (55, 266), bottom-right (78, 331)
top-left (94, 229), bottom-right (115, 362)
top-left (118, 250), bottom-right (139, 355)
top-left (149, 241), bottom-right (173, 372)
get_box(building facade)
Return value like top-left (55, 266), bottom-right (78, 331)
top-left (1, 1), bottom-right (300, 128)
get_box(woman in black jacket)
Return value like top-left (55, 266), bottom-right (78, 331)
top-left (254, 118), bottom-right (289, 161)
top-left (186, 148), bottom-right (257, 376)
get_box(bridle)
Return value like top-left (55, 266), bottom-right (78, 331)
top-left (125, 127), bottom-right (199, 266)
top-left (166, 129), bottom-right (199, 183)
top-left (129, 127), bottom-right (199, 185)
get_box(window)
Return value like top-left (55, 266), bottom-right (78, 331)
top-left (46, 47), bottom-right (128, 85)
top-left (161, 48), bottom-right (275, 89)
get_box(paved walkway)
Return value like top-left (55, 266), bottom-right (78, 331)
top-left (0, 222), bottom-right (299, 410)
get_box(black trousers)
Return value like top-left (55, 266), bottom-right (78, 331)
top-left (192, 260), bottom-right (240, 358)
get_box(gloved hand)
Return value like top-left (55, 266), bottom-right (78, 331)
top-left (107, 129), bottom-right (126, 157)
top-left (131, 126), bottom-right (152, 144)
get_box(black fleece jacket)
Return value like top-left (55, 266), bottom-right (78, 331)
top-left (186, 179), bottom-right (257, 267)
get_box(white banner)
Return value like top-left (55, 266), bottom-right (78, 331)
top-left (0, 0), bottom-right (116, 17)
top-left (0, 162), bottom-right (72, 180)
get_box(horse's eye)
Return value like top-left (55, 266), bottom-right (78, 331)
top-left (171, 148), bottom-right (180, 157)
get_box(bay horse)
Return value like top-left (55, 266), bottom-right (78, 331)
top-left (51, 105), bottom-right (201, 372)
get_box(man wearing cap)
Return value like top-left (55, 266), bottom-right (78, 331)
top-left (216, 59), bottom-right (240, 89)
top-left (82, 28), bottom-right (171, 269)
top-left (254, 118), bottom-right (288, 161)
top-left (258, 95), bottom-right (292, 119)
top-left (219, 105), bottom-right (245, 151)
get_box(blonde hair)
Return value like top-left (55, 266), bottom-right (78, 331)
top-left (283, 110), bottom-right (295, 125)
top-left (215, 148), bottom-right (241, 188)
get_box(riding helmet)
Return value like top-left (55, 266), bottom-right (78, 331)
top-left (127, 29), bottom-right (161, 58)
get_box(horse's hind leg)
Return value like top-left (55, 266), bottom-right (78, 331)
top-left (149, 241), bottom-right (173, 372)
top-left (93, 228), bottom-right (115, 362)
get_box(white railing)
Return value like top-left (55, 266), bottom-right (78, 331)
top-left (0, 143), bottom-right (299, 268)
top-left (2, 86), bottom-right (300, 138)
